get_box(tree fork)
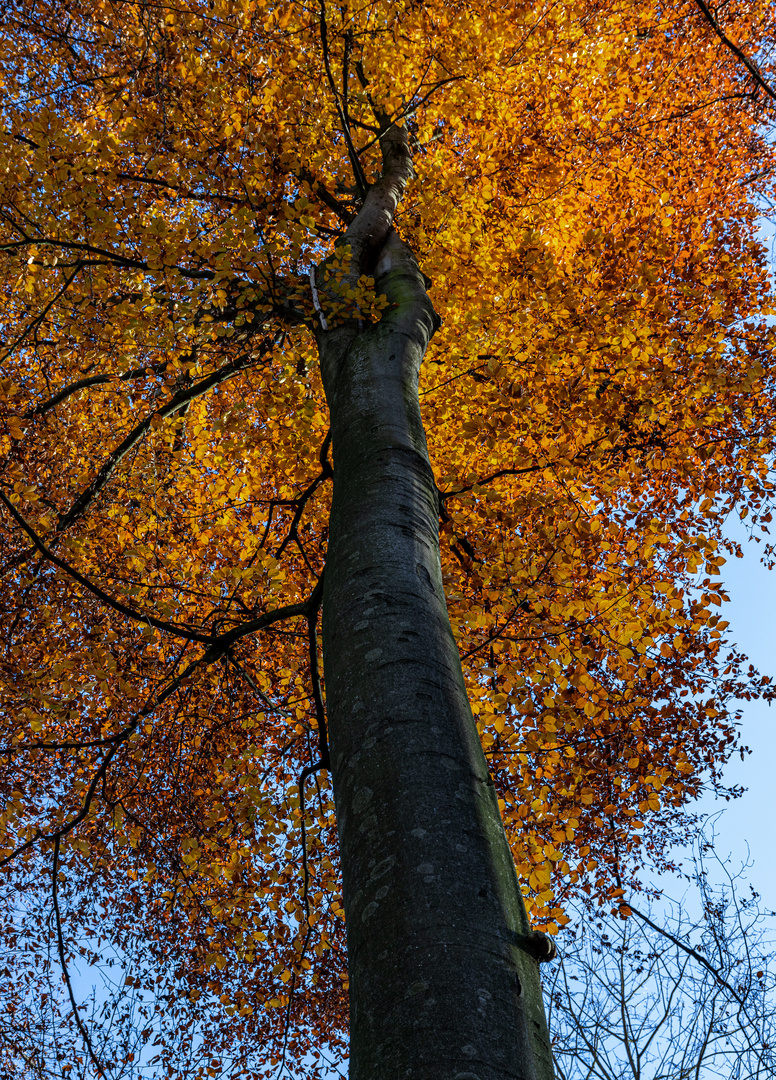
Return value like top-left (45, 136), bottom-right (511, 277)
top-left (318, 228), bottom-right (555, 1078)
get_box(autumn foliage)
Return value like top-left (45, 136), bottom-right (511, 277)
top-left (1, 0), bottom-right (775, 1075)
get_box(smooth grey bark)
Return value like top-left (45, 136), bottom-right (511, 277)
top-left (316, 127), bottom-right (555, 1080)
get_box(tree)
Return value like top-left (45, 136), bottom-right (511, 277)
top-left (0, 1), bottom-right (775, 1077)
top-left (547, 835), bottom-right (776, 1080)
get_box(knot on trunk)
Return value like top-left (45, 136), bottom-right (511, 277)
top-left (522, 931), bottom-right (557, 963)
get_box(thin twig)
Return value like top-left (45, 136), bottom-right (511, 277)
top-left (459, 546), bottom-right (558, 660)
top-left (298, 760), bottom-right (328, 926)
top-left (52, 836), bottom-right (107, 1077)
top-left (226, 653), bottom-right (294, 717)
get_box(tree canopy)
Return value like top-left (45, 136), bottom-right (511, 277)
top-left (1, 0), bottom-right (775, 1076)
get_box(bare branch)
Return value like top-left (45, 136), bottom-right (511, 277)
top-left (52, 835), bottom-right (107, 1078)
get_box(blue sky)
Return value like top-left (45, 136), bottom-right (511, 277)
top-left (688, 217), bottom-right (776, 907)
top-left (684, 519), bottom-right (776, 906)
top-left (641, 215), bottom-right (776, 909)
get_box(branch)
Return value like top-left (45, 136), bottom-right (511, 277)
top-left (1, 344), bottom-right (277, 572)
top-left (52, 836), bottom-right (107, 1078)
top-left (0, 588), bottom-right (322, 762)
top-left (356, 75), bottom-right (466, 158)
top-left (205, 576), bottom-right (324, 659)
top-left (298, 760), bottom-right (328, 926)
top-left (626, 902), bottom-right (752, 1012)
top-left (293, 167), bottom-right (355, 224)
top-left (438, 431), bottom-right (687, 501)
top-left (318, 0), bottom-right (369, 200)
top-left (319, 428), bottom-right (333, 475)
top-left (0, 264), bottom-right (83, 366)
top-left (0, 489), bottom-right (209, 643)
top-left (611, 845), bottom-right (765, 1042)
top-left (0, 236), bottom-right (214, 280)
top-left (226, 653), bottom-right (294, 717)
top-left (4, 337), bottom-right (286, 573)
top-left (0, 744), bottom-right (119, 868)
top-left (56, 352), bottom-right (257, 535)
top-left (691, 0), bottom-right (776, 102)
top-left (307, 576), bottom-right (330, 768)
top-left (274, 469), bottom-right (332, 560)
top-left (1, 626), bottom-right (324, 872)
top-left (25, 360), bottom-right (169, 420)
top-left (111, 171), bottom-right (266, 208)
top-left (459, 546), bottom-right (558, 660)
top-left (439, 463), bottom-right (546, 500)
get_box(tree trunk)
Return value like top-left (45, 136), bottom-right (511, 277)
top-left (319, 230), bottom-right (555, 1080)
